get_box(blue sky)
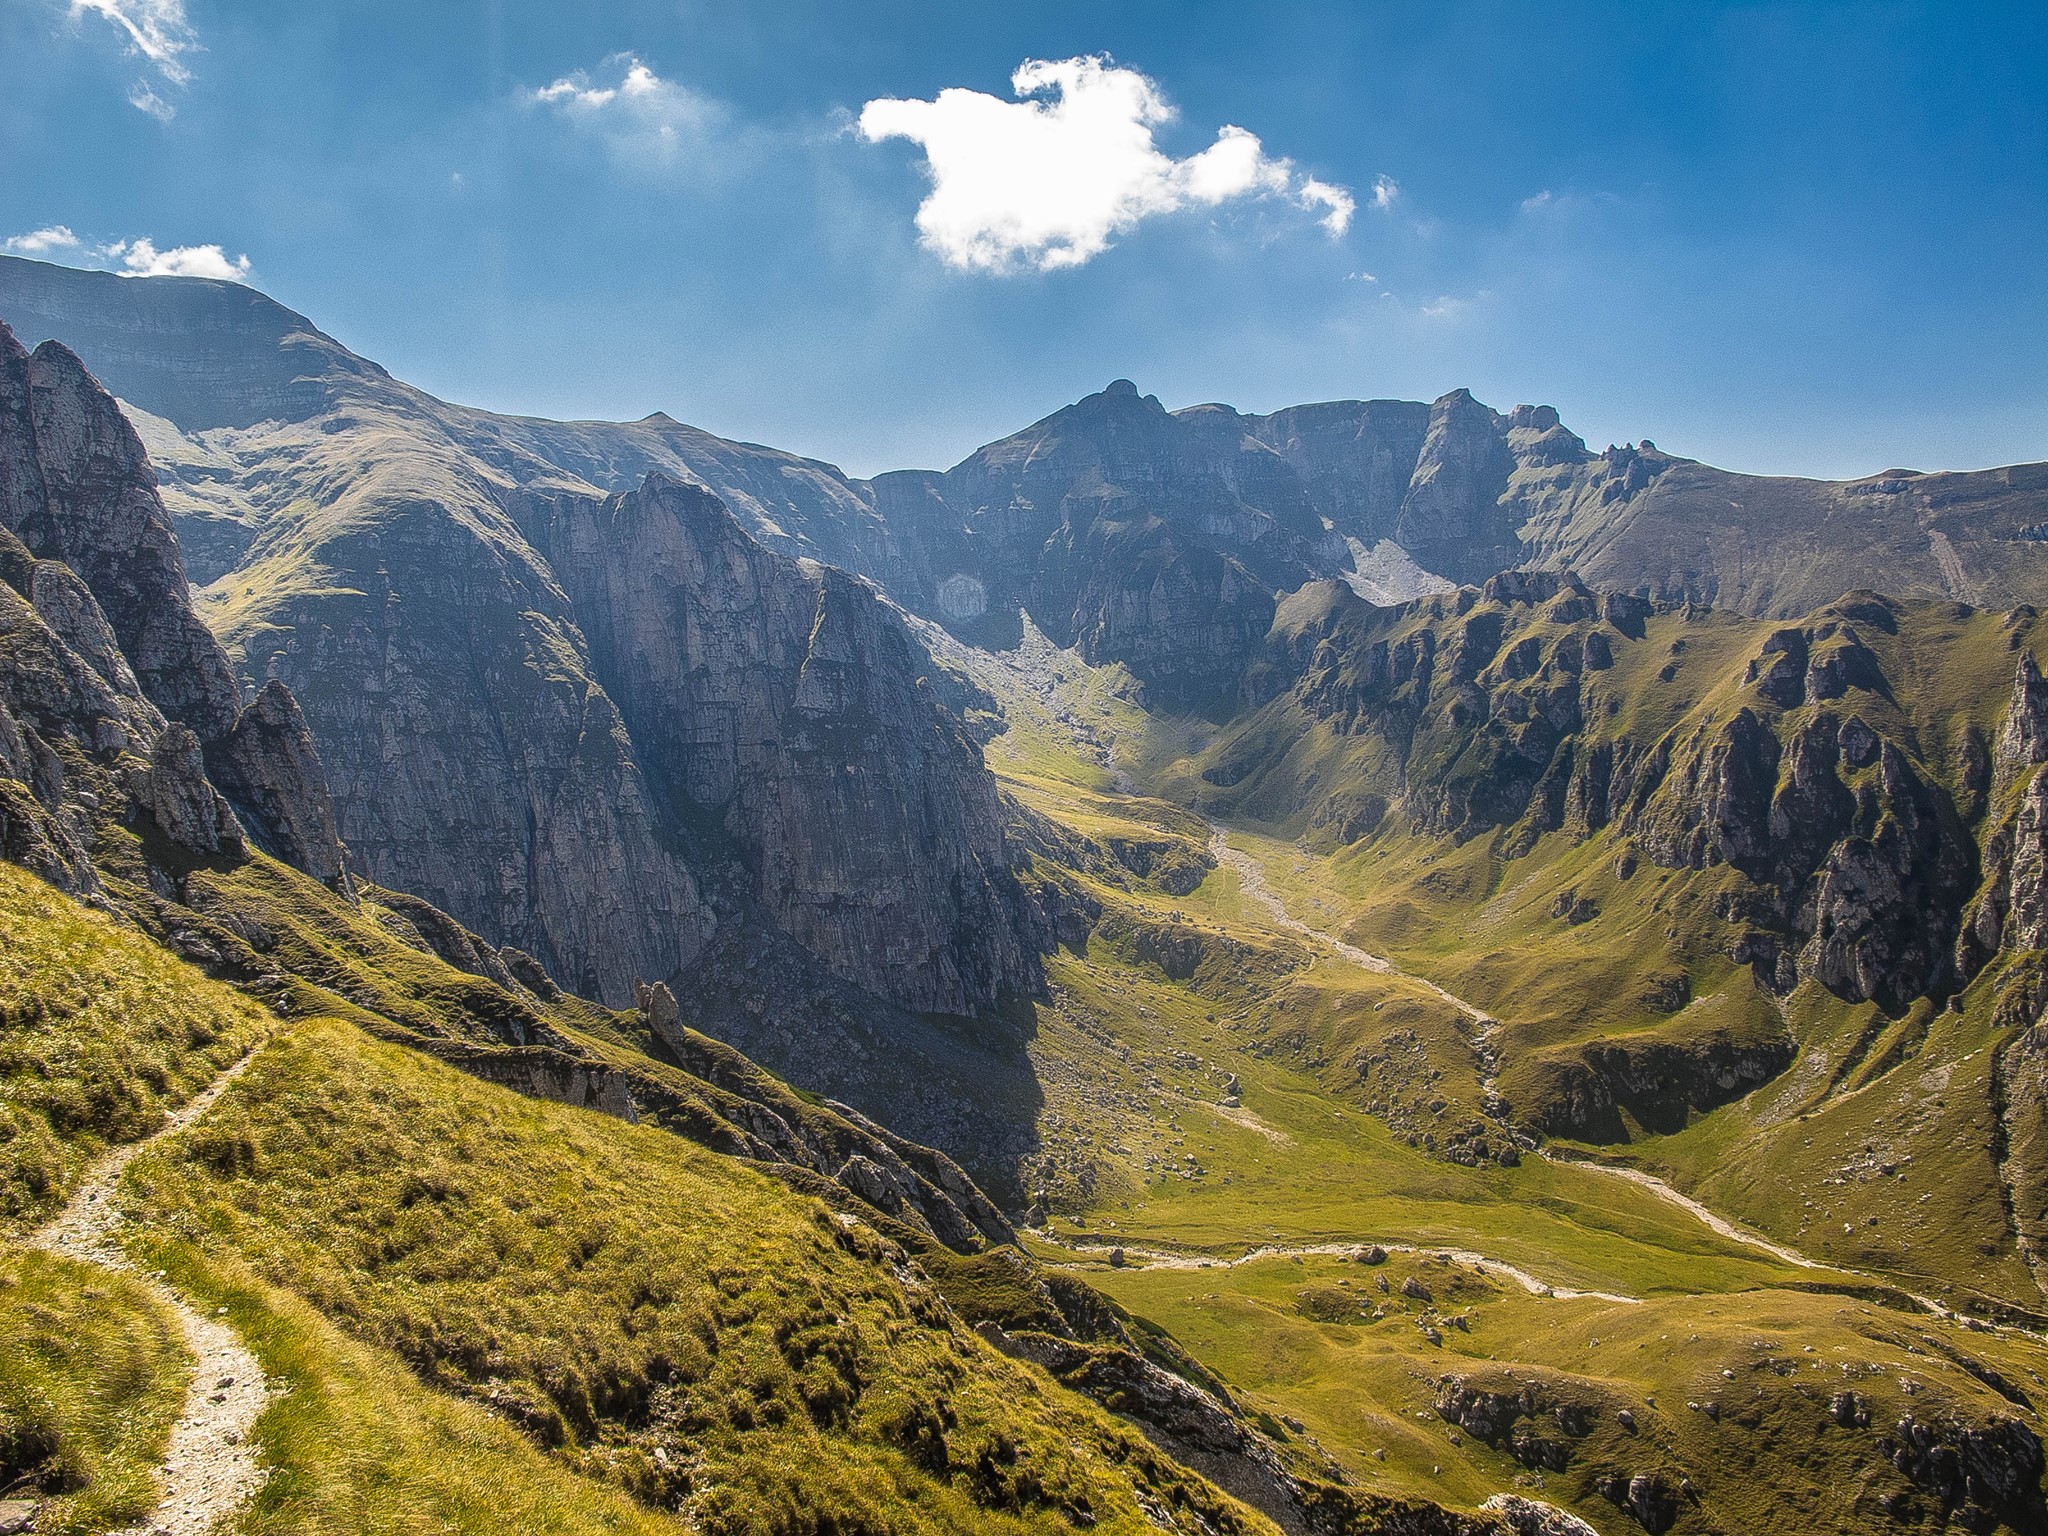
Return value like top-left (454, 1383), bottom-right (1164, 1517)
top-left (2, 1), bottom-right (2043, 478)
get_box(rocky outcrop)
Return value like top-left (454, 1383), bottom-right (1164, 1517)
top-left (0, 320), bottom-right (346, 887)
top-left (6, 332), bottom-right (241, 738)
top-left (975, 1320), bottom-right (1316, 1529)
top-left (1523, 1028), bottom-right (1798, 1141)
top-left (1876, 1412), bottom-right (2046, 1531)
top-left (1592, 1472), bottom-right (1682, 1534)
top-left (516, 472), bottom-right (1037, 1016)
top-left (1476, 1496), bottom-right (1599, 1536)
top-left (1962, 653), bottom-right (2048, 977)
top-left (210, 681), bottom-right (348, 888)
top-left (139, 724), bottom-right (242, 856)
top-left (1394, 390), bottom-right (1520, 582)
top-left (1433, 1373), bottom-right (1599, 1475)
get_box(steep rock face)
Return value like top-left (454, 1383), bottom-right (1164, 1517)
top-left (227, 477), bottom-right (715, 1005)
top-left (517, 473), bottom-right (1036, 1015)
top-left (1393, 390), bottom-right (1521, 582)
top-left (1962, 653), bottom-right (2048, 970)
top-left (209, 679), bottom-right (347, 885)
top-left (1244, 398), bottom-right (1432, 545)
top-left (0, 536), bottom-right (138, 896)
top-left (1876, 1412), bottom-right (2047, 1532)
top-left (1036, 516), bottom-right (1280, 707)
top-left (0, 320), bottom-right (345, 887)
top-left (453, 407), bottom-right (921, 600)
top-left (876, 380), bottom-right (1342, 704)
top-left (8, 334), bottom-right (241, 737)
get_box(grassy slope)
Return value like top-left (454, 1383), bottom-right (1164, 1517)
top-left (0, 861), bottom-right (272, 1231)
top-left (0, 1248), bottom-right (187, 1535)
top-left (1092, 1247), bottom-right (2048, 1536)
top-left (125, 1017), bottom-right (1271, 1536)
top-left (0, 832), bottom-right (1277, 1533)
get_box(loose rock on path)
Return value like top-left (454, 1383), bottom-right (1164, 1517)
top-left (30, 1053), bottom-right (271, 1536)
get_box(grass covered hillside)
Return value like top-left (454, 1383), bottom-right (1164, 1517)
top-left (0, 842), bottom-right (1307, 1535)
top-left (1102, 577), bottom-right (2048, 1308)
top-left (126, 1017), bottom-right (1274, 1536)
top-left (0, 862), bottom-right (272, 1232)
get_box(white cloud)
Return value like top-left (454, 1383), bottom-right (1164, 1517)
top-left (857, 55), bottom-right (1356, 272)
top-left (526, 54), bottom-right (727, 171)
top-left (4, 228), bottom-right (252, 282)
top-left (4, 226), bottom-right (82, 254)
top-left (128, 82), bottom-right (175, 121)
top-left (71, 0), bottom-right (197, 117)
top-left (111, 237), bottom-right (251, 280)
top-left (1300, 177), bottom-right (1355, 236)
top-left (1370, 174), bottom-right (1400, 212)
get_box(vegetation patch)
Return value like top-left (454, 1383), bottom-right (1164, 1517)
top-left (0, 861), bottom-right (270, 1230)
top-left (0, 1248), bottom-right (187, 1535)
top-left (127, 1017), bottom-right (1273, 1536)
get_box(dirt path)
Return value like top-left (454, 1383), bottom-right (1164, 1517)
top-left (1206, 829), bottom-right (1506, 1106)
top-left (31, 1053), bottom-right (270, 1536)
top-left (1534, 1152), bottom-right (1817, 1270)
top-left (1050, 1233), bottom-right (1641, 1305)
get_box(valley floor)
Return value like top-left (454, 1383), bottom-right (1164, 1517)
top-left (952, 625), bottom-right (2048, 1536)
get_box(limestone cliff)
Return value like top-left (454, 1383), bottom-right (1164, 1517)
top-left (0, 320), bottom-right (344, 889)
top-left (514, 472), bottom-right (1035, 1016)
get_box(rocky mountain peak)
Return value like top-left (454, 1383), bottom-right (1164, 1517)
top-left (2002, 650), bottom-right (2048, 768)
top-left (0, 317), bottom-right (347, 890)
top-left (1395, 385), bottom-right (1520, 580)
top-left (12, 332), bottom-right (243, 740)
top-left (1055, 377), bottom-right (1170, 430)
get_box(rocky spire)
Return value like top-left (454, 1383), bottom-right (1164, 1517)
top-left (11, 332), bottom-right (242, 739)
top-left (0, 319), bottom-right (349, 888)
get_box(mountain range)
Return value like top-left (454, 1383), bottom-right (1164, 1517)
top-left (7, 248), bottom-right (2048, 1536)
